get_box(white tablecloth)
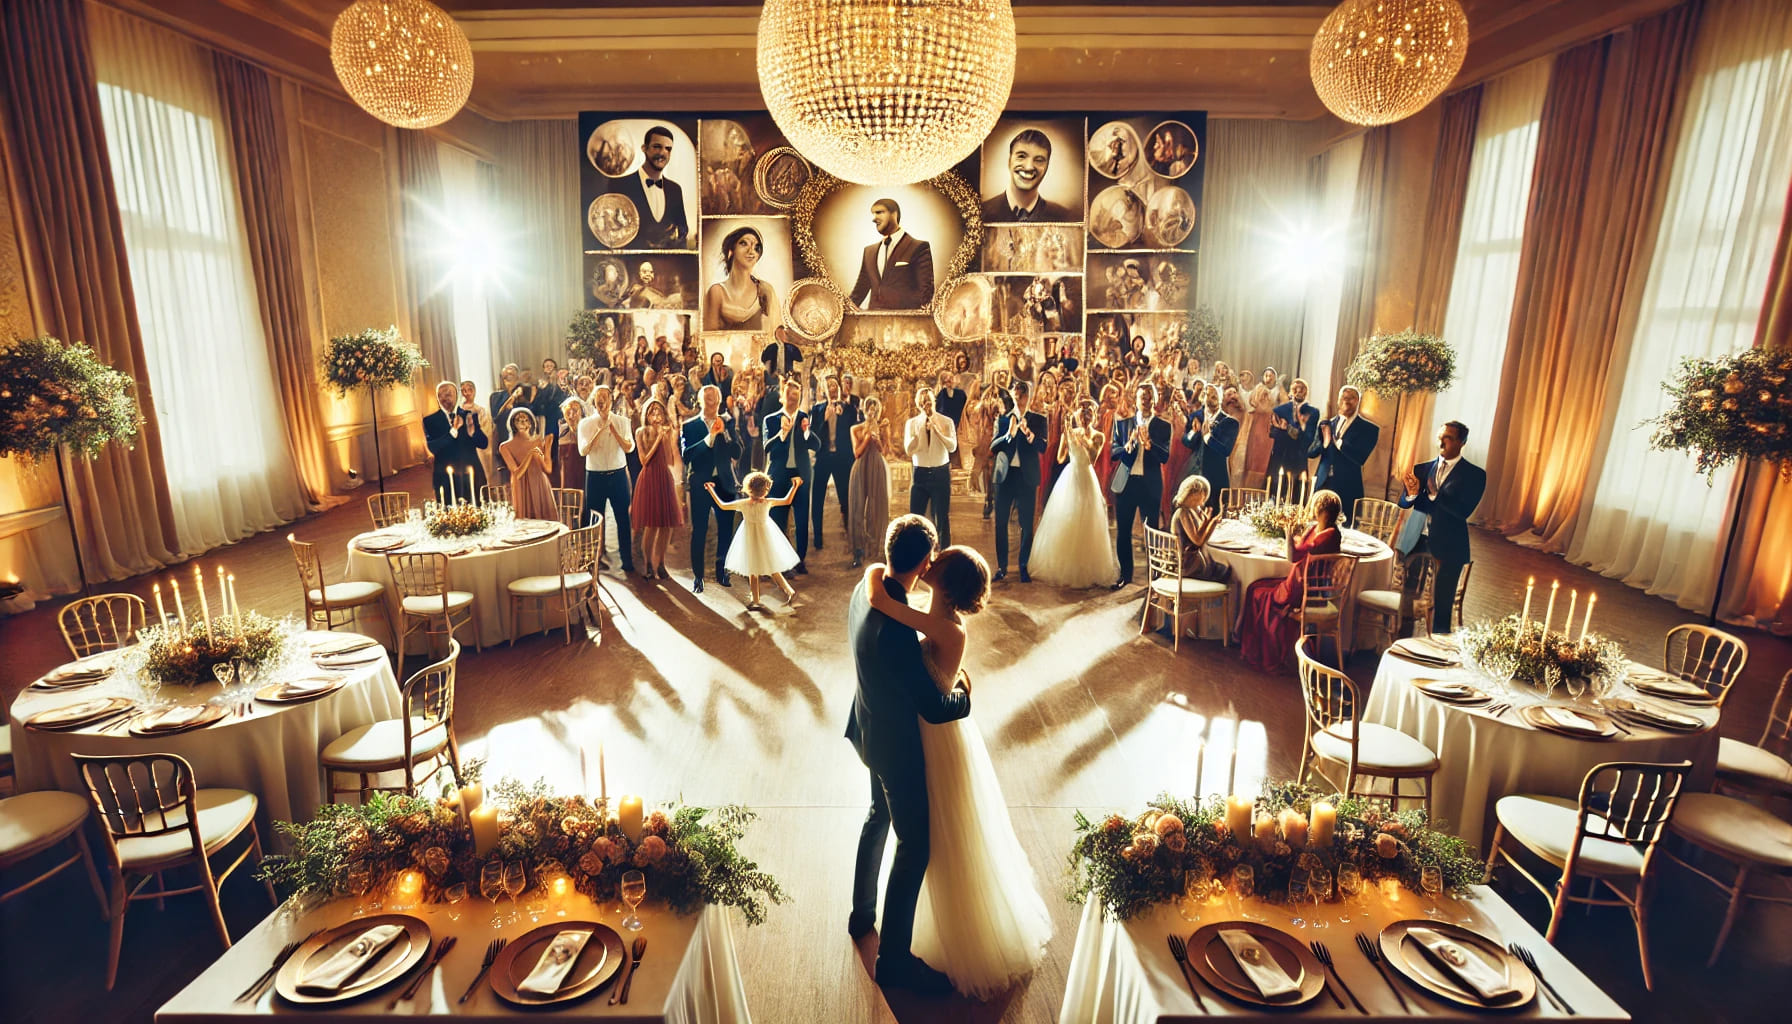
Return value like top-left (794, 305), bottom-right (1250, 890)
top-left (1059, 886), bottom-right (1629, 1022)
top-left (1200, 520), bottom-right (1392, 649)
top-left (1361, 649), bottom-right (1721, 847)
top-left (7, 631), bottom-right (400, 830)
top-left (344, 522), bottom-right (569, 649)
top-left (155, 896), bottom-right (751, 1023)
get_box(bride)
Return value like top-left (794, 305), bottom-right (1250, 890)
top-left (1028, 399), bottom-right (1121, 587)
top-left (864, 550), bottom-right (1053, 999)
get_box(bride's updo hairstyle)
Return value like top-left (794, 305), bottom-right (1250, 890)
top-left (933, 546), bottom-right (991, 616)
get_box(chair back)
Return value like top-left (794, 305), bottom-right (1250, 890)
top-left (387, 552), bottom-right (453, 610)
top-left (1220, 488), bottom-right (1267, 516)
top-left (552, 488), bottom-right (585, 531)
top-left (1571, 761), bottom-right (1689, 864)
top-left (1352, 498), bottom-right (1406, 546)
top-left (1143, 524), bottom-right (1181, 582)
top-left (401, 640), bottom-right (459, 779)
top-left (1663, 624), bottom-right (1748, 704)
top-left (1391, 553), bottom-right (1438, 606)
top-left (479, 483), bottom-right (510, 507)
top-left (59, 594), bottom-right (147, 658)
top-left (73, 752), bottom-right (201, 859)
top-left (287, 533), bottom-right (325, 593)
top-left (1452, 561), bottom-right (1473, 629)
top-left (1296, 635), bottom-right (1358, 754)
top-left (1300, 553), bottom-right (1357, 611)
top-left (1758, 670), bottom-right (1792, 752)
top-left (367, 492), bottom-right (411, 529)
top-left (562, 521), bottom-right (603, 577)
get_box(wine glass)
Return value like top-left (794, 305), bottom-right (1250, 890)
top-left (1308, 869), bottom-right (1332, 930)
top-left (502, 861), bottom-right (528, 921)
top-left (346, 860), bottom-right (375, 917)
top-left (480, 862), bottom-right (506, 928)
top-left (1421, 864), bottom-right (1445, 918)
top-left (210, 661), bottom-right (237, 689)
top-left (1288, 870), bottom-right (1310, 929)
top-left (620, 870), bottom-right (646, 931)
top-left (1179, 869), bottom-right (1207, 923)
top-left (442, 882), bottom-right (469, 922)
top-left (1336, 863), bottom-right (1363, 924)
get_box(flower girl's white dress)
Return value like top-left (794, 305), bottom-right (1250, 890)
top-left (723, 497), bottom-right (798, 577)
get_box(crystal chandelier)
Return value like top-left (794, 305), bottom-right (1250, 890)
top-left (757, 0), bottom-right (1017, 186)
top-left (330, 0), bottom-right (474, 130)
top-left (1310, 0), bottom-right (1468, 126)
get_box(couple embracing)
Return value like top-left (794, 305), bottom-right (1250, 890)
top-left (846, 514), bottom-right (1053, 999)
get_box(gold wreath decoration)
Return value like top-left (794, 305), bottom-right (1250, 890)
top-left (791, 169), bottom-right (983, 317)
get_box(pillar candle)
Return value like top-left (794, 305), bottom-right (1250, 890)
top-left (1519, 577), bottom-right (1534, 635)
top-left (394, 869), bottom-right (424, 903)
top-left (1225, 795), bottom-right (1253, 838)
top-left (1253, 813), bottom-right (1276, 846)
top-left (171, 579), bottom-right (189, 635)
top-left (1542, 580), bottom-right (1559, 637)
top-left (470, 804), bottom-right (500, 857)
top-left (154, 583), bottom-right (168, 629)
top-left (458, 782), bottom-right (483, 815)
top-left (618, 795), bottom-right (644, 840)
top-left (1279, 808), bottom-right (1309, 847)
top-left (1310, 801), bottom-right (1337, 847)
top-left (1581, 593), bottom-right (1596, 641)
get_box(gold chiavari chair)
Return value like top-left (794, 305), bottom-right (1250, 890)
top-left (0, 790), bottom-right (107, 915)
top-left (1139, 525), bottom-right (1229, 653)
top-left (1356, 553), bottom-right (1438, 651)
top-left (1290, 553), bottom-right (1357, 665)
top-left (386, 551), bottom-right (479, 667)
top-left (508, 524), bottom-right (604, 645)
top-left (1487, 760), bottom-right (1690, 990)
top-left (1716, 669), bottom-right (1792, 796)
top-left (1295, 636), bottom-right (1438, 815)
top-left (288, 534), bottom-right (391, 639)
top-left (479, 483), bottom-right (510, 507)
top-left (366, 492), bottom-right (411, 529)
top-left (552, 488), bottom-right (585, 531)
top-left (1451, 560), bottom-right (1473, 630)
top-left (1660, 623), bottom-right (1749, 706)
top-left (1219, 487), bottom-right (1268, 517)
top-left (321, 641), bottom-right (463, 804)
top-left (1351, 497), bottom-right (1407, 547)
top-left (59, 593), bottom-right (147, 658)
top-left (1661, 782), bottom-right (1792, 966)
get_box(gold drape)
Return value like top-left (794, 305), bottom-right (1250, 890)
top-left (1327, 127), bottom-right (1389, 410)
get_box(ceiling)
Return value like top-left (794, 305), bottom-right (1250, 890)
top-left (115, 0), bottom-right (1685, 122)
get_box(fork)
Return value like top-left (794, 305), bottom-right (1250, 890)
top-left (1308, 940), bottom-right (1365, 1013)
top-left (1165, 934), bottom-right (1210, 1013)
top-left (1508, 942), bottom-right (1575, 1014)
top-left (391, 935), bottom-right (456, 1007)
top-left (1354, 931), bottom-right (1410, 1012)
top-left (458, 937), bottom-right (507, 1004)
top-left (1482, 702), bottom-right (1511, 720)
top-left (235, 929), bottom-right (322, 1002)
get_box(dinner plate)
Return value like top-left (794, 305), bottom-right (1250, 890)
top-left (307, 636), bottom-right (380, 657)
top-left (1518, 703), bottom-right (1618, 739)
top-left (274, 914), bottom-right (430, 1005)
top-left (499, 529), bottom-right (558, 547)
top-left (1413, 678), bottom-right (1490, 705)
top-left (128, 703), bottom-right (229, 736)
top-left (489, 920), bottom-right (625, 1006)
top-left (1187, 921), bottom-right (1325, 1007)
top-left (1379, 919), bottom-right (1534, 1010)
top-left (1627, 672), bottom-right (1718, 705)
top-left (1602, 697), bottom-right (1707, 732)
top-left (24, 696), bottom-right (136, 731)
top-left (256, 677), bottom-right (348, 704)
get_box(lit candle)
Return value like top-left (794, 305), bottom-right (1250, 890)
top-left (1276, 469), bottom-right (1285, 507)
top-left (1563, 590), bottom-right (1577, 644)
top-left (394, 868), bottom-right (424, 903)
top-left (599, 745), bottom-right (608, 805)
top-left (1519, 577), bottom-right (1534, 635)
top-left (618, 795), bottom-right (644, 840)
top-left (458, 781), bottom-right (483, 816)
top-left (195, 566), bottom-right (213, 640)
top-left (1581, 593), bottom-right (1596, 641)
top-left (1380, 877), bottom-right (1402, 903)
top-left (1279, 808), bottom-right (1309, 848)
top-left (448, 471), bottom-right (457, 506)
top-left (550, 875), bottom-right (569, 901)
top-left (1253, 813), bottom-right (1276, 846)
top-left (1310, 801), bottom-right (1336, 847)
top-left (1542, 580), bottom-right (1559, 637)
top-left (171, 578), bottom-right (189, 635)
top-left (466, 467), bottom-right (476, 507)
top-left (470, 804), bottom-right (500, 857)
top-left (154, 582), bottom-right (168, 629)
top-left (1301, 472), bottom-right (1310, 508)
top-left (1225, 795), bottom-right (1254, 838)
top-left (216, 566), bottom-right (229, 626)
top-left (228, 575), bottom-right (243, 640)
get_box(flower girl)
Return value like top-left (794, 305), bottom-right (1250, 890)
top-left (706, 472), bottom-right (803, 609)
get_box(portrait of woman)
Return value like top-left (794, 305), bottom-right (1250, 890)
top-left (703, 225), bottom-right (780, 332)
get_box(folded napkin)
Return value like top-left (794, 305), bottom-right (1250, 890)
top-left (1622, 702), bottom-right (1702, 729)
top-left (1406, 928), bottom-right (1517, 1002)
top-left (138, 705), bottom-right (208, 732)
top-left (518, 928), bottom-right (593, 996)
top-left (1217, 930), bottom-right (1301, 1000)
top-left (310, 638), bottom-right (377, 656)
top-left (297, 924), bottom-right (405, 994)
top-left (1540, 706), bottom-right (1603, 734)
top-left (1391, 641), bottom-right (1457, 666)
top-left (1418, 680), bottom-right (1478, 699)
top-left (1634, 673), bottom-right (1708, 698)
top-left (276, 678), bottom-right (340, 700)
top-left (31, 698), bottom-right (114, 726)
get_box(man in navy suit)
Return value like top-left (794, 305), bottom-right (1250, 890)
top-left (605, 125), bottom-right (688, 250)
top-left (1268, 377), bottom-right (1320, 493)
top-left (683, 384), bottom-right (741, 593)
top-left (850, 198), bottom-right (935, 310)
top-left (423, 381), bottom-right (487, 501)
top-left (1110, 383), bottom-right (1172, 588)
top-left (1397, 420), bottom-right (1487, 634)
top-left (810, 375), bottom-right (861, 555)
top-left (764, 378), bottom-right (820, 574)
top-left (1308, 385), bottom-right (1379, 524)
top-left (1186, 384), bottom-right (1239, 513)
top-left (990, 379), bottom-right (1050, 582)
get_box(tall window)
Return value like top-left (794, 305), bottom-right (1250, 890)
top-left (1434, 60), bottom-right (1550, 470)
top-left (90, 8), bottom-right (303, 551)
top-left (1568, 0), bottom-right (1792, 610)
top-left (437, 144), bottom-right (496, 390)
top-left (1298, 133), bottom-right (1363, 395)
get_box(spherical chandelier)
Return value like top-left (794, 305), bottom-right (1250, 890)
top-left (1310, 0), bottom-right (1468, 126)
top-left (330, 0), bottom-right (474, 130)
top-left (757, 0), bottom-right (1016, 186)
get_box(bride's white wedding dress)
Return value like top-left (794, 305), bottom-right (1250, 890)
top-left (910, 636), bottom-right (1053, 999)
top-left (1028, 429), bottom-right (1120, 587)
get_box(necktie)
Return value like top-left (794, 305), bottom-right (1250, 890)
top-left (1013, 206), bottom-right (1030, 221)
top-left (878, 236), bottom-right (893, 273)
top-left (786, 415), bottom-right (798, 469)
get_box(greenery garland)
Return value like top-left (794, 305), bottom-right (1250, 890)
top-left (1459, 614), bottom-right (1625, 695)
top-left (1069, 782), bottom-right (1483, 922)
top-left (425, 503), bottom-right (493, 538)
top-left (1240, 500), bottom-right (1307, 540)
top-left (0, 335), bottom-right (142, 460)
top-left (319, 326), bottom-right (429, 397)
top-left (1345, 330), bottom-right (1457, 398)
top-left (132, 614), bottom-right (288, 686)
top-left (1646, 347), bottom-right (1792, 480)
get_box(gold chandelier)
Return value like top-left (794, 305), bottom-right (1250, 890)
top-left (757, 0), bottom-right (1017, 186)
top-left (1310, 0), bottom-right (1468, 126)
top-left (330, 0), bottom-right (474, 130)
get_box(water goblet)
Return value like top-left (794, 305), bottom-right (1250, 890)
top-left (210, 661), bottom-right (237, 689)
top-left (620, 870), bottom-right (646, 931)
top-left (480, 862), bottom-right (506, 928)
top-left (1564, 672), bottom-right (1589, 700)
top-left (1336, 863), bottom-right (1363, 924)
top-left (1421, 864), bottom-right (1445, 918)
top-left (346, 860), bottom-right (375, 917)
top-left (442, 882), bottom-right (469, 923)
top-left (1179, 871), bottom-right (1207, 923)
top-left (1308, 869), bottom-right (1332, 929)
top-left (502, 860), bottom-right (528, 922)
top-left (1288, 870), bottom-right (1310, 928)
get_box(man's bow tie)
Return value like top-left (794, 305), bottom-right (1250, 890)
top-left (643, 179), bottom-right (663, 189)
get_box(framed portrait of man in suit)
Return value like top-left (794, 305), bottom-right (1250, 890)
top-left (978, 117), bottom-right (1084, 225)
top-left (805, 178), bottom-right (973, 314)
top-left (580, 116), bottom-right (699, 252)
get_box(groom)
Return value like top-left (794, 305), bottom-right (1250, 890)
top-left (846, 513), bottom-right (971, 995)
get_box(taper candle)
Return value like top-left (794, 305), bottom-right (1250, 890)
top-left (448, 471), bottom-right (457, 506)
top-left (1542, 580), bottom-right (1559, 637)
top-left (154, 583), bottom-right (168, 629)
top-left (172, 578), bottom-right (188, 635)
top-left (1519, 577), bottom-right (1534, 635)
top-left (1564, 590), bottom-right (1577, 644)
top-left (216, 566), bottom-right (228, 624)
top-left (1301, 472), bottom-right (1310, 508)
top-left (1581, 593), bottom-right (1596, 641)
top-left (228, 575), bottom-right (243, 639)
top-left (599, 744), bottom-right (608, 804)
top-left (195, 567), bottom-right (213, 640)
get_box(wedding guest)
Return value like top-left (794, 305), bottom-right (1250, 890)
top-left (935, 369), bottom-right (967, 454)
top-left (1168, 476), bottom-right (1230, 584)
top-left (811, 375), bottom-right (861, 554)
top-left (1163, 384), bottom-right (1195, 524)
top-left (966, 383), bottom-right (998, 516)
top-left (732, 380), bottom-right (765, 477)
top-left (683, 384), bottom-right (742, 593)
top-left (991, 380), bottom-right (1049, 582)
top-left (670, 372), bottom-right (699, 422)
top-left (534, 357), bottom-right (569, 474)
top-left (702, 351), bottom-right (734, 401)
top-left (1308, 385), bottom-right (1379, 525)
top-left (840, 372), bottom-right (863, 412)
top-left (1190, 384), bottom-right (1238, 513)
top-left (764, 377), bottom-right (820, 574)
top-left (649, 335), bottom-right (676, 376)
top-left (848, 396), bottom-right (892, 569)
top-left (630, 398), bottom-right (683, 580)
top-left (489, 363), bottom-right (527, 482)
top-left (1093, 382), bottom-right (1121, 509)
top-left (1110, 383), bottom-right (1170, 589)
top-left (1038, 377), bottom-right (1064, 508)
top-left (709, 473), bottom-right (801, 610)
top-left (904, 386), bottom-right (958, 548)
top-left (425, 380), bottom-right (487, 501)
top-left (1239, 489), bottom-right (1343, 672)
top-left (761, 323), bottom-right (804, 380)
top-left (1269, 377), bottom-right (1320, 492)
top-left (1221, 384), bottom-right (1248, 488)
top-left (1396, 420), bottom-right (1486, 634)
top-left (459, 379), bottom-right (498, 483)
top-left (558, 395), bottom-right (585, 490)
top-left (631, 335), bottom-right (651, 379)
top-left (1245, 368), bottom-right (1282, 489)
top-left (501, 407), bottom-right (556, 521)
top-left (579, 384), bottom-right (636, 574)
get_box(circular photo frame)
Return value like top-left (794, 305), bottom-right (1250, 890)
top-left (754, 146), bottom-right (814, 211)
top-left (1146, 186), bottom-right (1197, 248)
top-left (784, 277), bottom-right (846, 342)
top-left (1089, 185), bottom-right (1145, 249)
top-left (1145, 120), bottom-right (1200, 179)
top-left (791, 169), bottom-right (983, 316)
top-left (587, 195), bottom-right (639, 249)
top-left (933, 275), bottom-right (996, 341)
top-left (586, 123), bottom-right (639, 177)
top-left (1088, 120), bottom-right (1142, 180)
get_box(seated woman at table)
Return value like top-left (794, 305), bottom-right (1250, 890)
top-left (1168, 475), bottom-right (1230, 584)
top-left (1238, 488), bottom-right (1342, 672)
top-left (501, 407), bottom-right (557, 521)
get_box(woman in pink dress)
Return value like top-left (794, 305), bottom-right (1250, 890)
top-left (629, 397), bottom-right (684, 580)
top-left (501, 408), bottom-right (557, 521)
top-left (1239, 489), bottom-right (1343, 673)
top-left (1244, 368), bottom-right (1283, 489)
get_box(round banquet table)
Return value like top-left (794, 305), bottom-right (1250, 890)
top-left (1362, 644), bottom-right (1721, 847)
top-left (7, 631), bottom-right (401, 832)
top-left (1197, 518), bottom-right (1392, 649)
top-left (344, 519), bottom-right (569, 649)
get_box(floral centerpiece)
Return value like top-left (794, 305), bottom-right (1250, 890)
top-left (261, 777), bottom-right (787, 925)
top-left (1068, 782), bottom-right (1482, 921)
top-left (1240, 500), bottom-right (1306, 540)
top-left (1646, 347), bottom-right (1792, 480)
top-left (1459, 613), bottom-right (1624, 695)
top-left (319, 326), bottom-right (429, 396)
top-left (1345, 330), bottom-right (1457, 398)
top-left (0, 335), bottom-right (142, 460)
top-left (425, 502), bottom-right (493, 538)
top-left (134, 613), bottom-right (288, 686)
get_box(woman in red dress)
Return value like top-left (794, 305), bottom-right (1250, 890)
top-left (628, 398), bottom-right (684, 580)
top-left (1239, 489), bottom-right (1343, 673)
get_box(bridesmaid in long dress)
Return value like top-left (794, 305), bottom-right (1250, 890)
top-left (629, 398), bottom-right (684, 580)
top-left (1244, 368), bottom-right (1282, 489)
top-left (847, 396), bottom-right (891, 568)
top-left (1093, 382), bottom-right (1121, 508)
top-left (1162, 379), bottom-right (1194, 525)
top-left (501, 408), bottom-right (557, 521)
top-left (1239, 489), bottom-right (1343, 673)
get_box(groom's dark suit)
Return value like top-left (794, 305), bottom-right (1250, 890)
top-left (847, 575), bottom-right (970, 972)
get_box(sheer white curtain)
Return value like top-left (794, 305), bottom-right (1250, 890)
top-left (1567, 0), bottom-right (1792, 610)
top-left (1434, 60), bottom-right (1550, 471)
top-left (1297, 134), bottom-right (1363, 395)
top-left (436, 143), bottom-right (497, 388)
top-left (89, 7), bottom-right (304, 553)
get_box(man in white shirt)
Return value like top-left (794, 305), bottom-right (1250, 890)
top-left (578, 384), bottom-right (636, 574)
top-left (905, 386), bottom-right (958, 547)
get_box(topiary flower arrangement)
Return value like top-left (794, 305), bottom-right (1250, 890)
top-left (1346, 329), bottom-right (1457, 398)
top-left (1646, 347), bottom-right (1792, 481)
top-left (319, 326), bottom-right (429, 396)
top-left (0, 335), bottom-right (142, 460)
